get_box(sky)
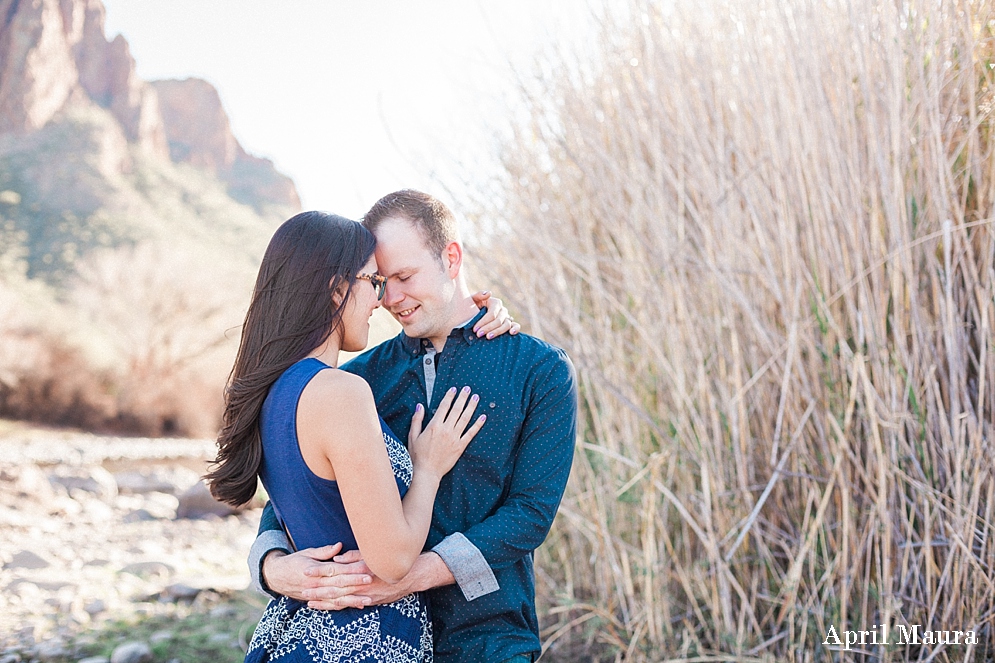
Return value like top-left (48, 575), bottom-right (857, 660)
top-left (101, 1), bottom-right (599, 220)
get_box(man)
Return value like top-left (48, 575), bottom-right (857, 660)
top-left (248, 190), bottom-right (576, 662)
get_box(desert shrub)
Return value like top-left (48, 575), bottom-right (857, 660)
top-left (0, 243), bottom-right (249, 436)
top-left (471, 0), bottom-right (995, 659)
top-left (67, 242), bottom-right (250, 436)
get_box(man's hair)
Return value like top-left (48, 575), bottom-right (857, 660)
top-left (363, 189), bottom-right (458, 261)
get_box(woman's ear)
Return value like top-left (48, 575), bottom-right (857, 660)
top-left (330, 278), bottom-right (348, 307)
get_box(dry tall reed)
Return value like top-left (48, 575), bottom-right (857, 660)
top-left (469, 0), bottom-right (995, 659)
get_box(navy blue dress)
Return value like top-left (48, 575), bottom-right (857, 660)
top-left (246, 358), bottom-right (432, 663)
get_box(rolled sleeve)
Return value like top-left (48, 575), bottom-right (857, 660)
top-left (248, 527), bottom-right (292, 597)
top-left (432, 532), bottom-right (500, 601)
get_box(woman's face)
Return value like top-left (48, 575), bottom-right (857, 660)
top-left (338, 255), bottom-right (382, 353)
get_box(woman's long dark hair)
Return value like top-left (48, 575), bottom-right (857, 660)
top-left (207, 211), bottom-right (376, 506)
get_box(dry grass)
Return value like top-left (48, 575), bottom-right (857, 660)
top-left (469, 0), bottom-right (995, 659)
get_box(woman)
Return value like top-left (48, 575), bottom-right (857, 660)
top-left (206, 211), bottom-right (512, 662)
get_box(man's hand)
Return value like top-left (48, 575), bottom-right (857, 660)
top-left (305, 550), bottom-right (456, 610)
top-left (261, 543), bottom-right (373, 609)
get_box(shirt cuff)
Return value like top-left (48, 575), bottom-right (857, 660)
top-left (431, 532), bottom-right (499, 601)
top-left (248, 529), bottom-right (292, 598)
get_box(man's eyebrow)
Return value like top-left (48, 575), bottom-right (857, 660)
top-left (384, 267), bottom-right (416, 278)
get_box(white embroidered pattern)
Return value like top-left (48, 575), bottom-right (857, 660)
top-left (247, 596), bottom-right (431, 663)
top-left (389, 593), bottom-right (421, 619)
top-left (384, 431), bottom-right (413, 488)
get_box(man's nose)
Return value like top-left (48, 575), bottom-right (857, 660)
top-left (384, 281), bottom-right (402, 308)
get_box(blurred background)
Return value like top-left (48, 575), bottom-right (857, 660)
top-left (2, 0), bottom-right (995, 661)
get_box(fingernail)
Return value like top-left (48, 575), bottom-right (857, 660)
top-left (471, 394), bottom-right (479, 402)
top-left (479, 415), bottom-right (486, 421)
top-left (462, 386), bottom-right (470, 393)
top-left (449, 387), bottom-right (457, 394)
top-left (487, 332), bottom-right (494, 339)
top-left (477, 330), bottom-right (484, 337)
top-left (363, 576), bottom-right (371, 583)
top-left (362, 598), bottom-right (372, 606)
top-left (416, 403), bottom-right (423, 412)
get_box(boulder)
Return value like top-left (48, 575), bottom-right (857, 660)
top-left (49, 466), bottom-right (117, 501)
top-left (4, 549), bottom-right (50, 570)
top-left (109, 642), bottom-right (152, 663)
top-left (176, 481), bottom-right (238, 519)
top-left (119, 561), bottom-right (173, 579)
top-left (113, 467), bottom-right (198, 495)
top-left (160, 583), bottom-right (200, 602)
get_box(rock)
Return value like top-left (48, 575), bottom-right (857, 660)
top-left (119, 561), bottom-right (173, 579)
top-left (32, 638), bottom-right (68, 659)
top-left (78, 657), bottom-right (110, 663)
top-left (4, 550), bottom-right (50, 570)
top-left (83, 599), bottom-right (106, 615)
top-left (0, 0), bottom-right (167, 157)
top-left (142, 491), bottom-right (180, 518)
top-left (175, 481), bottom-right (238, 519)
top-left (109, 642), bottom-right (152, 663)
top-left (122, 509), bottom-right (156, 522)
top-left (148, 630), bottom-right (171, 644)
top-left (11, 464), bottom-right (54, 500)
top-left (160, 583), bottom-right (200, 602)
top-left (49, 466), bottom-right (118, 501)
top-left (0, 655), bottom-right (20, 663)
top-left (152, 78), bottom-right (301, 211)
top-left (113, 467), bottom-right (198, 495)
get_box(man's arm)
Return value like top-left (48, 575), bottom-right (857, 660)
top-left (249, 501), bottom-right (374, 608)
top-left (431, 351), bottom-right (577, 600)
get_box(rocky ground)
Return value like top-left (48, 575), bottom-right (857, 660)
top-left (0, 420), bottom-right (266, 663)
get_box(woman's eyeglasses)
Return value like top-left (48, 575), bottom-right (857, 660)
top-left (357, 273), bottom-right (387, 301)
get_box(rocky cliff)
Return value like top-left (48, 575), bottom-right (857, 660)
top-left (0, 0), bottom-right (299, 212)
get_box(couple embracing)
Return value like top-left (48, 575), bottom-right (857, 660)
top-left (208, 189), bottom-right (577, 663)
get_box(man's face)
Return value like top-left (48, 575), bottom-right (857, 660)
top-left (373, 216), bottom-right (457, 339)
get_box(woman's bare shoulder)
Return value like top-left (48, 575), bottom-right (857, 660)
top-left (299, 366), bottom-right (375, 412)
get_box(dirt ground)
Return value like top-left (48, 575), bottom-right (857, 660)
top-left (0, 420), bottom-right (264, 661)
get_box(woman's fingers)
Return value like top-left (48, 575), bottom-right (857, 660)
top-left (432, 387), bottom-right (458, 424)
top-left (454, 393), bottom-right (480, 432)
top-left (461, 413), bottom-right (487, 444)
top-left (470, 290), bottom-right (492, 308)
top-left (407, 403), bottom-right (425, 446)
top-left (444, 387), bottom-right (472, 425)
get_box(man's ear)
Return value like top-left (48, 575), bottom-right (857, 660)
top-left (442, 240), bottom-right (463, 279)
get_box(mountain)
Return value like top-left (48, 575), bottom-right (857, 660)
top-left (0, 0), bottom-right (300, 282)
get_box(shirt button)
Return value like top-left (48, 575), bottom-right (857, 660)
top-left (489, 402), bottom-right (496, 409)
top-left (425, 358), bottom-right (432, 365)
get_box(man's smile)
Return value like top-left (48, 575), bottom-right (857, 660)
top-left (395, 305), bottom-right (419, 319)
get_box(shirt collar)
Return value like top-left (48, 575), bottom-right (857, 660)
top-left (400, 307), bottom-right (489, 355)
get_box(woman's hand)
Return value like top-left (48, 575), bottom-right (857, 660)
top-left (407, 386), bottom-right (486, 481)
top-left (471, 291), bottom-right (521, 339)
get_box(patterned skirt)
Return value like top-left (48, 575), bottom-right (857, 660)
top-left (245, 593), bottom-right (432, 663)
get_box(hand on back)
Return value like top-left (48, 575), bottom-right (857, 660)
top-left (407, 386), bottom-right (486, 481)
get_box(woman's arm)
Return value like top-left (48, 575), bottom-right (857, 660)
top-left (298, 371), bottom-right (483, 584)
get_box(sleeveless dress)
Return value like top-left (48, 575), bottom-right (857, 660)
top-left (245, 358), bottom-right (433, 663)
